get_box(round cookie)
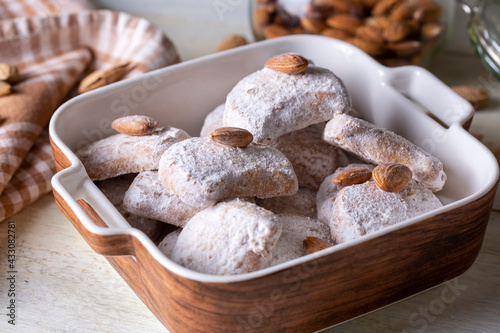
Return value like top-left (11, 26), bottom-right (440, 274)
top-left (316, 164), bottom-right (374, 224)
top-left (224, 65), bottom-right (351, 144)
top-left (171, 199), bottom-right (282, 275)
top-left (329, 180), bottom-right (443, 244)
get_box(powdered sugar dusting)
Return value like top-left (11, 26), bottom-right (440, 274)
top-left (224, 66), bottom-right (351, 144)
top-left (330, 180), bottom-right (443, 243)
top-left (323, 114), bottom-right (447, 191)
top-left (172, 199), bottom-right (282, 275)
top-left (159, 137), bottom-right (298, 208)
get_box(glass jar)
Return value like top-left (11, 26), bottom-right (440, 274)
top-left (461, 0), bottom-right (500, 80)
top-left (251, 0), bottom-right (452, 67)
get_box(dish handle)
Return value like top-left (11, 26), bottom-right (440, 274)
top-left (386, 66), bottom-right (475, 130)
top-left (52, 182), bottom-right (136, 257)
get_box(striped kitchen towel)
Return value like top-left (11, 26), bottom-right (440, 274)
top-left (0, 0), bottom-right (180, 221)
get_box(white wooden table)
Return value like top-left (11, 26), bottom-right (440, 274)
top-left (1, 2), bottom-right (500, 332)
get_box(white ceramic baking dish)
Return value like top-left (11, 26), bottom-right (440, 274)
top-left (49, 35), bottom-right (499, 333)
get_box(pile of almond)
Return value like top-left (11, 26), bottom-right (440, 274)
top-left (254, 0), bottom-right (445, 66)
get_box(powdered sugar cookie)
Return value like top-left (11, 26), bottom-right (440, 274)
top-left (77, 127), bottom-right (191, 181)
top-left (122, 171), bottom-right (203, 228)
top-left (256, 187), bottom-right (317, 218)
top-left (316, 164), bottom-right (375, 224)
top-left (323, 114), bottom-right (447, 191)
top-left (171, 199), bottom-right (282, 275)
top-left (159, 137), bottom-right (298, 208)
top-left (268, 214), bottom-right (333, 267)
top-left (224, 65), bottom-right (351, 144)
top-left (330, 180), bottom-right (443, 243)
top-left (270, 123), bottom-right (341, 190)
top-left (158, 229), bottom-right (182, 258)
top-left (200, 103), bottom-right (224, 137)
top-left (95, 174), bottom-right (167, 243)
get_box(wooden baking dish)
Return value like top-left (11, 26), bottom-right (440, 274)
top-left (49, 36), bottom-right (499, 333)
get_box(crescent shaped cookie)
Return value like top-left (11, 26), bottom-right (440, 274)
top-left (122, 171), bottom-right (203, 228)
top-left (158, 137), bottom-right (298, 208)
top-left (323, 114), bottom-right (447, 191)
top-left (171, 199), bottom-right (282, 275)
top-left (224, 65), bottom-right (351, 144)
top-left (77, 127), bottom-right (191, 181)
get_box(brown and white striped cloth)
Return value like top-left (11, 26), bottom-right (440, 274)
top-left (0, 0), bottom-right (180, 221)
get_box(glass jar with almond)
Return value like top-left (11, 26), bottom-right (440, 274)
top-left (251, 0), bottom-right (453, 67)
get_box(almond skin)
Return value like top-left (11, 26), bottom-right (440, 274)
top-left (326, 14), bottom-right (362, 35)
top-left (265, 53), bottom-right (308, 75)
top-left (111, 115), bottom-right (159, 136)
top-left (333, 167), bottom-right (372, 186)
top-left (209, 127), bottom-right (254, 148)
top-left (78, 62), bottom-right (129, 94)
top-left (303, 237), bottom-right (334, 254)
top-left (373, 163), bottom-right (412, 192)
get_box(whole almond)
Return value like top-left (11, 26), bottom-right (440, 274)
top-left (421, 22), bottom-right (444, 40)
top-left (262, 24), bottom-right (290, 39)
top-left (373, 163), bottom-right (412, 192)
top-left (254, 8), bottom-right (270, 34)
top-left (326, 14), bottom-right (362, 35)
top-left (313, 0), bottom-right (353, 13)
top-left (0, 81), bottom-right (12, 97)
top-left (382, 20), bottom-right (412, 43)
top-left (413, 4), bottom-right (442, 23)
top-left (303, 237), bottom-right (334, 254)
top-left (365, 16), bottom-right (390, 30)
top-left (111, 115), bottom-right (159, 136)
top-left (78, 62), bottom-right (130, 94)
top-left (352, 37), bottom-right (387, 56)
top-left (265, 53), bottom-right (309, 75)
top-left (301, 17), bottom-right (327, 34)
top-left (388, 40), bottom-right (421, 57)
top-left (372, 0), bottom-right (402, 16)
top-left (451, 85), bottom-right (490, 110)
top-left (0, 63), bottom-right (20, 83)
top-left (216, 34), bottom-right (248, 52)
top-left (390, 1), bottom-right (419, 21)
top-left (321, 28), bottom-right (352, 41)
top-left (355, 25), bottom-right (384, 43)
top-left (333, 167), bottom-right (373, 186)
top-left (209, 127), bottom-right (254, 148)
